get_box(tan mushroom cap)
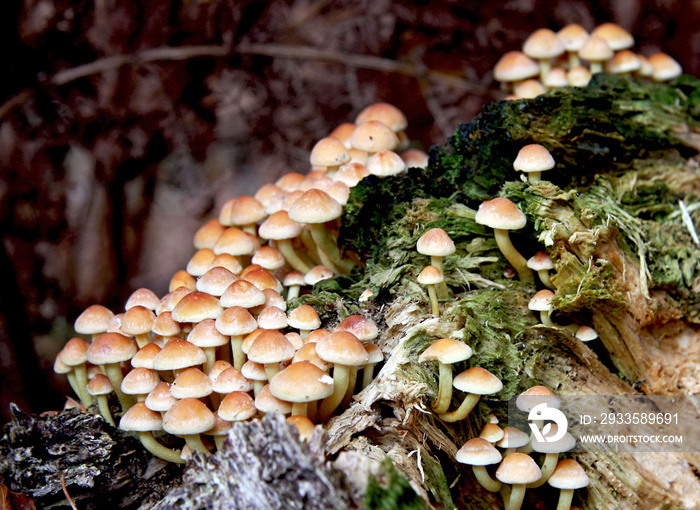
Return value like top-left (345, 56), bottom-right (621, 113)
top-left (479, 423), bottom-right (505, 443)
top-left (350, 121), bottom-right (399, 153)
top-left (212, 367), bottom-right (252, 393)
top-left (557, 24), bottom-right (589, 52)
top-left (86, 373), bottom-right (113, 396)
top-left (456, 437), bottom-right (502, 466)
top-left (170, 367), bottom-right (213, 399)
top-left (120, 401), bottom-right (163, 432)
top-left (75, 304), bottom-right (115, 336)
top-left (163, 397), bottom-right (216, 435)
top-left (418, 338), bottom-right (472, 364)
top-left (252, 246), bottom-right (286, 271)
top-left (145, 381), bottom-right (177, 412)
top-left (591, 22), bottom-right (634, 51)
top-left (323, 181), bottom-right (350, 206)
top-left (152, 338), bottom-right (207, 371)
top-left (255, 384), bottom-right (293, 414)
top-left (260, 289), bottom-right (287, 311)
top-left (416, 228), bottom-right (456, 257)
top-left (496, 427), bottom-right (531, 449)
top-left (283, 270), bottom-right (306, 287)
top-left (240, 360), bottom-right (267, 382)
top-left (531, 424), bottom-right (576, 454)
top-left (305, 265), bottom-right (334, 285)
top-left (220, 280), bottom-right (267, 309)
top-left (579, 35), bottom-right (613, 63)
top-left (607, 49), bottom-right (641, 74)
top-left (496, 453), bottom-right (542, 485)
top-left (529, 289), bottom-right (555, 312)
top-left (474, 197), bottom-right (527, 230)
top-left (171, 291), bottom-right (223, 323)
top-left (208, 253), bottom-right (243, 274)
top-left (547, 459), bottom-right (590, 489)
top-left (305, 328), bottom-right (331, 344)
top-left (356, 103), bottom-right (408, 132)
top-left (60, 337), bottom-right (90, 366)
top-left (366, 150), bottom-right (406, 177)
top-left (215, 306), bottom-right (258, 336)
top-left (516, 385), bottom-right (561, 412)
top-left (575, 325), bottom-right (598, 342)
top-left (131, 343), bottom-right (162, 370)
top-left (315, 331), bottom-right (369, 366)
top-left (151, 312), bottom-right (182, 338)
top-left (333, 314), bottom-right (378, 342)
top-left (543, 68), bottom-right (569, 88)
top-left (228, 195), bottom-right (266, 227)
top-left (160, 287), bottom-right (193, 313)
top-left (401, 149), bottom-right (429, 169)
top-left (121, 367), bottom-right (160, 396)
top-left (522, 29), bottom-right (565, 60)
top-left (121, 305), bottom-right (156, 337)
top-left (364, 343), bottom-right (384, 364)
top-left (567, 66), bottom-right (592, 87)
top-left (453, 367), bottom-right (503, 395)
top-left (648, 53), bottom-right (683, 81)
top-left (417, 265), bottom-right (444, 285)
top-left (257, 306), bottom-right (288, 330)
top-left (187, 319), bottom-right (229, 349)
top-left (287, 188), bottom-right (343, 225)
top-left (527, 251), bottom-right (554, 271)
top-left (310, 137), bottom-right (351, 168)
top-left (513, 79), bottom-right (546, 98)
top-left (193, 218), bottom-right (226, 250)
top-left (269, 361), bottom-right (335, 402)
top-left (293, 343), bottom-right (332, 371)
top-left (242, 267), bottom-right (283, 294)
top-left (125, 288), bottom-right (160, 311)
top-left (329, 122), bottom-right (356, 148)
top-left (334, 162), bottom-right (370, 187)
top-left (218, 391), bottom-right (257, 421)
top-left (493, 51), bottom-right (539, 83)
top-left (169, 270), bottom-right (197, 292)
top-left (276, 172), bottom-right (306, 192)
top-left (247, 330), bottom-right (295, 364)
top-left (196, 266), bottom-right (239, 297)
top-left (288, 305), bottom-right (321, 331)
top-left (213, 227), bottom-right (255, 256)
top-left (87, 332), bottom-right (138, 365)
top-left (287, 415), bottom-right (316, 441)
top-left (514, 144), bottom-right (555, 174)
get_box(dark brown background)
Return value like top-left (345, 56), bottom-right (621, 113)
top-left (1, 0), bottom-right (698, 421)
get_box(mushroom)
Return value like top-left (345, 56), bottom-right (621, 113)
top-left (349, 120), bottom-right (399, 157)
top-left (547, 458), bottom-right (590, 510)
top-left (215, 306), bottom-right (258, 370)
top-left (496, 426), bottom-right (531, 456)
top-left (522, 28), bottom-right (565, 81)
top-left (417, 265), bottom-right (444, 316)
top-left (493, 51), bottom-right (539, 92)
top-left (418, 338), bottom-right (473, 414)
top-left (246, 330), bottom-right (295, 381)
top-left (527, 251), bottom-right (555, 289)
top-left (474, 197), bottom-right (534, 283)
top-left (648, 53), bottom-right (683, 82)
top-left (456, 438), bottom-right (503, 492)
top-left (163, 397), bottom-right (215, 456)
top-left (310, 136), bottom-right (350, 176)
top-left (557, 24), bottom-right (589, 69)
top-left (579, 35), bottom-right (613, 74)
top-left (286, 415), bottom-right (316, 442)
top-left (513, 144), bottom-right (555, 184)
top-left (60, 337), bottom-right (93, 407)
top-left (185, 318), bottom-right (228, 374)
top-left (479, 423), bottom-right (505, 444)
top-left (366, 150), bottom-right (406, 178)
top-left (86, 332), bottom-right (138, 412)
top-left (121, 367), bottom-right (160, 403)
top-left (361, 343), bottom-right (384, 389)
top-left (86, 373), bottom-right (115, 426)
top-left (270, 361), bottom-right (335, 420)
top-left (170, 367), bottom-right (213, 401)
top-left (152, 338), bottom-right (207, 377)
top-left (287, 305), bottom-right (321, 340)
top-left (591, 22), bottom-right (634, 52)
top-left (120, 401), bottom-right (184, 464)
top-left (416, 228), bottom-right (455, 299)
top-left (528, 289), bottom-right (555, 327)
top-left (495, 452), bottom-right (542, 510)
top-left (75, 304), bottom-right (114, 341)
top-left (438, 366), bottom-right (503, 423)
top-left (529, 424), bottom-right (576, 487)
top-left (193, 218), bottom-right (225, 250)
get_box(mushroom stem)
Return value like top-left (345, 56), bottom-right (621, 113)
top-left (95, 395), bottom-right (116, 426)
top-left (137, 431), bottom-right (184, 464)
top-left (537, 269), bottom-right (554, 289)
top-left (277, 239), bottom-right (313, 274)
top-left (526, 171), bottom-right (542, 184)
top-left (528, 453), bottom-right (559, 488)
top-left (230, 335), bottom-right (246, 370)
top-left (493, 229), bottom-right (534, 283)
top-left (473, 465), bottom-right (502, 492)
top-left (568, 52), bottom-right (580, 69)
top-left (430, 256), bottom-right (449, 299)
top-left (362, 363), bottom-right (377, 389)
top-left (555, 488), bottom-right (575, 510)
top-left (65, 371), bottom-right (84, 406)
top-left (184, 434), bottom-right (212, 456)
top-left (432, 362), bottom-right (454, 414)
top-left (342, 366), bottom-right (359, 406)
top-left (309, 223), bottom-right (354, 274)
top-left (438, 393), bottom-right (480, 422)
top-left (505, 483), bottom-right (528, 510)
top-left (291, 402), bottom-right (308, 418)
top-left (103, 362), bottom-right (135, 412)
top-left (253, 380), bottom-right (265, 396)
top-left (318, 364), bottom-right (350, 421)
top-left (539, 311), bottom-right (554, 327)
top-left (264, 363), bottom-right (280, 382)
top-left (73, 364), bottom-right (94, 407)
top-left (426, 283), bottom-right (440, 316)
top-left (203, 347), bottom-right (216, 375)
top-left (590, 61), bottom-right (603, 74)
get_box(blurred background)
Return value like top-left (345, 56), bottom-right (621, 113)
top-left (1, 0), bottom-right (699, 421)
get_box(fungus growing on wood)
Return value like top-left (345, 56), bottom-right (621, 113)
top-left (438, 366), bottom-right (503, 422)
top-left (527, 251), bottom-right (555, 289)
top-left (493, 51), bottom-right (539, 91)
top-left (163, 397), bottom-right (215, 456)
top-left (529, 423), bottom-right (576, 487)
top-left (591, 22), bottom-right (634, 52)
top-left (75, 304), bottom-right (114, 341)
top-left (87, 332), bottom-right (138, 411)
top-left (513, 144), bottom-right (555, 184)
top-left (547, 458), bottom-right (590, 510)
top-left (648, 53), bottom-right (683, 82)
top-left (579, 35), bottom-right (613, 74)
top-left (120, 402), bottom-right (184, 464)
top-left (557, 24), bottom-right (589, 69)
top-left (350, 120), bottom-right (399, 156)
top-left (310, 137), bottom-right (350, 176)
top-left (366, 150), bottom-right (406, 177)
top-left (417, 265), bottom-right (443, 316)
top-left (496, 427), bottom-right (531, 456)
top-left (474, 197), bottom-right (534, 283)
top-left (86, 373), bottom-right (115, 426)
top-left (522, 28), bottom-right (565, 81)
top-left (529, 289), bottom-right (555, 327)
top-left (416, 227), bottom-right (455, 299)
top-left (495, 452), bottom-right (542, 510)
top-left (270, 361), bottom-right (334, 419)
top-left (121, 305), bottom-right (156, 348)
top-left (361, 343), bottom-right (383, 389)
top-left (287, 305), bottom-right (321, 340)
top-left (247, 330), bottom-right (295, 381)
top-left (216, 306), bottom-right (258, 370)
top-left (60, 337), bottom-right (93, 407)
top-left (121, 367), bottom-right (160, 403)
top-left (418, 338), bottom-right (473, 414)
top-left (456, 438), bottom-right (503, 492)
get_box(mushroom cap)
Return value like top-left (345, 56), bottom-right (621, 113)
top-left (228, 195), bottom-right (266, 227)
top-left (527, 251), bottom-right (554, 271)
top-left (288, 305), bottom-right (322, 331)
top-left (418, 338), bottom-right (472, 365)
top-left (194, 218), bottom-right (225, 250)
top-left (474, 197), bottom-right (526, 231)
top-left (87, 333), bottom-right (138, 365)
top-left (151, 312), bottom-right (182, 338)
top-left (171, 292), bottom-right (223, 323)
top-left (355, 103), bottom-right (408, 132)
top-left (547, 459), bottom-right (590, 490)
top-left (479, 423), bottom-right (505, 443)
top-left (247, 330), bottom-right (295, 364)
top-left (187, 319), bottom-right (229, 348)
top-left (241, 267), bottom-right (283, 294)
top-left (252, 246), bottom-right (286, 271)
top-left (60, 337), bottom-right (90, 366)
top-left (160, 287), bottom-right (193, 313)
top-left (334, 162), bottom-right (370, 187)
top-left (75, 305), bottom-right (114, 335)
top-left (196, 267), bottom-right (239, 297)
top-left (212, 367), bottom-right (252, 393)
top-left (591, 22), bottom-right (634, 51)
top-left (169, 270), bottom-right (196, 292)
top-left (496, 427), bottom-right (531, 449)
top-left (283, 271), bottom-right (306, 287)
top-left (216, 306), bottom-right (258, 336)
top-left (579, 35), bottom-right (613, 63)
top-left (276, 172), bottom-right (306, 192)
top-left (607, 49), bottom-right (641, 74)
top-left (163, 397), bottom-right (216, 435)
top-left (240, 360), bottom-right (267, 381)
top-left (287, 415), bottom-right (316, 441)
top-left (417, 265), bottom-right (444, 285)
top-left (304, 265), bottom-right (334, 285)
top-left (567, 66), bottom-right (592, 87)
top-left (310, 137), bottom-right (351, 168)
top-left (293, 342), bottom-right (332, 371)
top-left (543, 68), bottom-right (569, 88)
top-left (416, 228), bottom-right (456, 257)
top-left (315, 331), bottom-right (369, 366)
top-left (522, 28), bottom-right (565, 60)
top-left (516, 385), bottom-right (561, 412)
top-left (529, 289), bottom-right (555, 312)
top-left (220, 280), bottom-right (267, 309)
top-left (513, 144), bottom-right (555, 174)
top-left (453, 367), bottom-right (503, 395)
top-left (329, 122), bottom-right (356, 148)
top-left (86, 373), bottom-right (113, 396)
top-left (125, 288), bottom-right (160, 311)
top-left (255, 384), bottom-right (293, 414)
top-left (575, 325), bottom-right (599, 342)
top-left (120, 401), bottom-right (163, 432)
top-left (287, 188), bottom-right (342, 224)
top-left (366, 150), bottom-right (406, 177)
top-left (513, 78), bottom-right (546, 98)
top-left (493, 51), bottom-right (540, 82)
top-left (305, 328), bottom-right (331, 344)
top-left (209, 253), bottom-right (243, 274)
top-left (456, 437), bottom-right (502, 466)
top-left (269, 361), bottom-right (335, 403)
top-left (121, 367), bottom-right (160, 396)
top-left (145, 381), bottom-right (177, 412)
top-left (208, 359), bottom-right (233, 381)
top-left (218, 391), bottom-right (257, 421)
top-left (258, 210), bottom-right (304, 240)
top-left (261, 289), bottom-right (286, 311)
top-left (152, 338), bottom-right (207, 371)
top-left (495, 452), bottom-right (542, 485)
top-left (531, 423), bottom-right (576, 453)
top-left (400, 149), bottom-right (430, 169)
top-left (333, 314), bottom-right (379, 342)
top-left (170, 367), bottom-right (213, 399)
top-left (557, 24), bottom-right (589, 52)
top-left (121, 305), bottom-right (156, 336)
top-left (350, 121), bottom-right (399, 153)
top-left (648, 52), bottom-right (683, 81)
top-left (213, 227), bottom-right (256, 256)
top-left (255, 183), bottom-right (282, 208)
top-left (363, 343), bottom-right (384, 364)
top-left (131, 343), bottom-right (162, 369)
top-left (257, 306), bottom-right (288, 330)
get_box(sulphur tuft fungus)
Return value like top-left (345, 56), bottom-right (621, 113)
top-left (416, 228), bottom-right (455, 299)
top-left (547, 458), bottom-right (590, 510)
top-left (439, 366), bottom-right (503, 423)
top-left (417, 265), bottom-right (444, 316)
top-left (529, 289), bottom-right (555, 327)
top-left (495, 452), bottom-right (542, 510)
top-left (418, 338), bottom-right (472, 414)
top-left (456, 438), bottom-right (503, 493)
top-left (527, 251), bottom-right (555, 289)
top-left (120, 401), bottom-right (184, 464)
top-left (513, 144), bottom-right (555, 184)
top-left (163, 397), bottom-right (215, 456)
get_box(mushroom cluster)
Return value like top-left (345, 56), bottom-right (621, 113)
top-left (53, 102), bottom-right (436, 462)
top-left (494, 22), bottom-right (683, 99)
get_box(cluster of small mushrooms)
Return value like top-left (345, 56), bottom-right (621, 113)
top-left (494, 22), bottom-right (683, 99)
top-left (54, 102), bottom-right (427, 464)
top-left (415, 143), bottom-right (592, 510)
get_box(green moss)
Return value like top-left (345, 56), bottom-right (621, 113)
top-left (366, 457), bottom-right (426, 510)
